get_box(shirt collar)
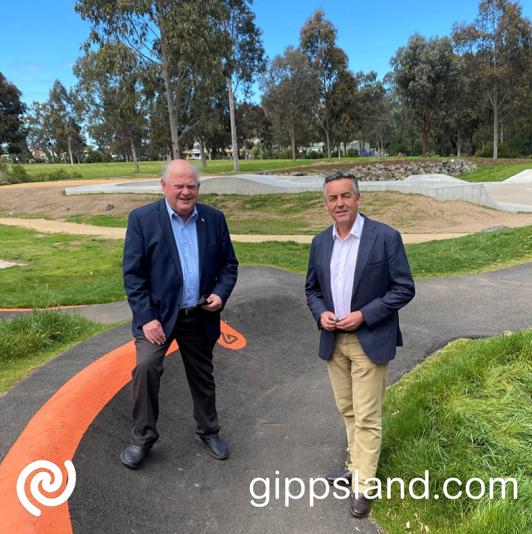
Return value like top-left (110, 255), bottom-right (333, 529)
top-left (165, 198), bottom-right (198, 223)
top-left (332, 213), bottom-right (364, 241)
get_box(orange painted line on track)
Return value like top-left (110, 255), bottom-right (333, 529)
top-left (0, 324), bottom-right (244, 533)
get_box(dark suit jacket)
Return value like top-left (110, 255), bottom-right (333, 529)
top-left (305, 214), bottom-right (415, 363)
top-left (123, 199), bottom-right (238, 342)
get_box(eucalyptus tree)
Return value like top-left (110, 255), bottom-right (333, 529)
top-left (300, 8), bottom-right (349, 159)
top-left (452, 0), bottom-right (532, 159)
top-left (0, 73), bottom-right (27, 158)
top-left (74, 43), bottom-right (148, 171)
top-left (261, 46), bottom-right (319, 161)
top-left (391, 34), bottom-right (463, 158)
top-left (239, 103), bottom-right (271, 159)
top-left (330, 70), bottom-right (358, 157)
top-left (43, 81), bottom-right (85, 164)
top-left (75, 0), bottom-right (230, 159)
top-left (222, 0), bottom-right (266, 171)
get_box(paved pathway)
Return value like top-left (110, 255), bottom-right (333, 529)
top-left (1, 264), bottom-right (531, 533)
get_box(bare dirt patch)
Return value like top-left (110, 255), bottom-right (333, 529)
top-left (0, 182), bottom-right (161, 220)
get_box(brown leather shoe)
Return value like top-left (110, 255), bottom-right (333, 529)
top-left (350, 494), bottom-right (371, 517)
top-left (325, 469), bottom-right (352, 486)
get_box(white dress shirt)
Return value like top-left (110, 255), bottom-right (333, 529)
top-left (330, 214), bottom-right (365, 319)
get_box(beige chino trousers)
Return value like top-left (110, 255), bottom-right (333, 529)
top-left (326, 331), bottom-right (389, 494)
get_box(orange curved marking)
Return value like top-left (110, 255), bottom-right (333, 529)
top-left (0, 323), bottom-right (244, 533)
top-left (219, 321), bottom-right (247, 349)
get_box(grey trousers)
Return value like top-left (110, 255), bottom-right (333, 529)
top-left (130, 313), bottom-right (219, 449)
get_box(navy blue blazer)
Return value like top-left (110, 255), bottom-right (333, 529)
top-left (123, 199), bottom-right (238, 342)
top-left (305, 214), bottom-right (415, 363)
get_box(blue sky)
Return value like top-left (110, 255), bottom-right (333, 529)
top-left (2, 0), bottom-right (531, 107)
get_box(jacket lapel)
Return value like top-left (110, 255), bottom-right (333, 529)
top-left (323, 228), bottom-right (335, 308)
top-left (196, 204), bottom-right (206, 282)
top-left (157, 199), bottom-right (183, 280)
top-left (351, 215), bottom-right (377, 298)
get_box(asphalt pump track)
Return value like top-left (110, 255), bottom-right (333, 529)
top-left (1, 264), bottom-right (531, 534)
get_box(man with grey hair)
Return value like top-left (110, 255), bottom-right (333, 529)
top-left (121, 159), bottom-right (238, 469)
top-left (306, 170), bottom-right (415, 518)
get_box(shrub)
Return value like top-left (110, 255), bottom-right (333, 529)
top-left (84, 149), bottom-right (103, 163)
top-left (475, 142), bottom-right (519, 158)
top-left (6, 164), bottom-right (30, 184)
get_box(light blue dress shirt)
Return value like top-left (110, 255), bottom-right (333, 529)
top-left (165, 199), bottom-right (200, 308)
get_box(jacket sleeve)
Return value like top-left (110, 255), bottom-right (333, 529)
top-left (359, 230), bottom-right (415, 328)
top-left (212, 213), bottom-right (238, 306)
top-left (122, 211), bottom-right (160, 328)
top-left (305, 238), bottom-right (329, 327)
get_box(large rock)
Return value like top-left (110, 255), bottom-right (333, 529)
top-left (347, 159), bottom-right (476, 182)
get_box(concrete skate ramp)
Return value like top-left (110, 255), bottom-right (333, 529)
top-left (358, 174), bottom-right (500, 209)
top-left (64, 173), bottom-right (502, 209)
top-left (65, 174), bottom-right (325, 196)
top-left (2, 264), bottom-right (532, 533)
top-left (503, 169), bottom-right (532, 183)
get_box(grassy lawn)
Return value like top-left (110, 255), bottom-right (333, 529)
top-left (0, 310), bottom-right (109, 394)
top-left (1, 224), bottom-right (532, 307)
top-left (16, 156), bottom-right (444, 181)
top-left (0, 225), bottom-right (125, 307)
top-left (65, 214), bottom-right (129, 227)
top-left (463, 163), bottom-right (532, 183)
top-left (372, 330), bottom-right (532, 533)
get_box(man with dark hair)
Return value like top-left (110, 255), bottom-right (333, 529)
top-left (121, 159), bottom-right (238, 469)
top-left (305, 170), bottom-right (415, 517)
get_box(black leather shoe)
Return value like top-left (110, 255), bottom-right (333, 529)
top-left (350, 494), bottom-right (371, 517)
top-left (195, 434), bottom-right (229, 460)
top-left (326, 470), bottom-right (352, 486)
top-left (120, 443), bottom-right (148, 469)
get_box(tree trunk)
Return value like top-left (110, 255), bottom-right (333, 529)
top-left (422, 106), bottom-right (427, 158)
top-left (156, 0), bottom-right (179, 160)
top-left (130, 137), bottom-right (140, 173)
top-left (67, 138), bottom-right (74, 166)
top-left (259, 137), bottom-right (263, 159)
top-left (493, 85), bottom-right (498, 160)
top-left (338, 145), bottom-right (341, 159)
top-left (343, 142), bottom-right (347, 157)
top-left (199, 137), bottom-right (207, 169)
top-left (227, 75), bottom-right (239, 172)
top-left (325, 128), bottom-right (331, 159)
top-left (290, 120), bottom-right (296, 162)
top-left (457, 130), bottom-right (462, 158)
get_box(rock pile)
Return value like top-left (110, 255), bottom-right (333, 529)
top-left (350, 159), bottom-right (477, 182)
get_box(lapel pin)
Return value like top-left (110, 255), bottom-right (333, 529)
top-left (201, 218), bottom-right (205, 222)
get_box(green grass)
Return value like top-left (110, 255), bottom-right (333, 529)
top-left (15, 156), bottom-right (442, 180)
top-left (463, 163), bottom-right (532, 182)
top-left (65, 214), bottom-right (128, 227)
top-left (0, 310), bottom-right (109, 394)
top-left (405, 226), bottom-right (532, 279)
top-left (0, 224), bottom-right (126, 307)
top-left (372, 330), bottom-right (532, 533)
top-left (1, 224), bottom-right (532, 307)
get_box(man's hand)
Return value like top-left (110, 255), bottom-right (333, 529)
top-left (201, 293), bottom-right (222, 312)
top-left (320, 311), bottom-right (339, 331)
top-left (336, 311), bottom-right (365, 332)
top-left (142, 319), bottom-right (166, 345)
